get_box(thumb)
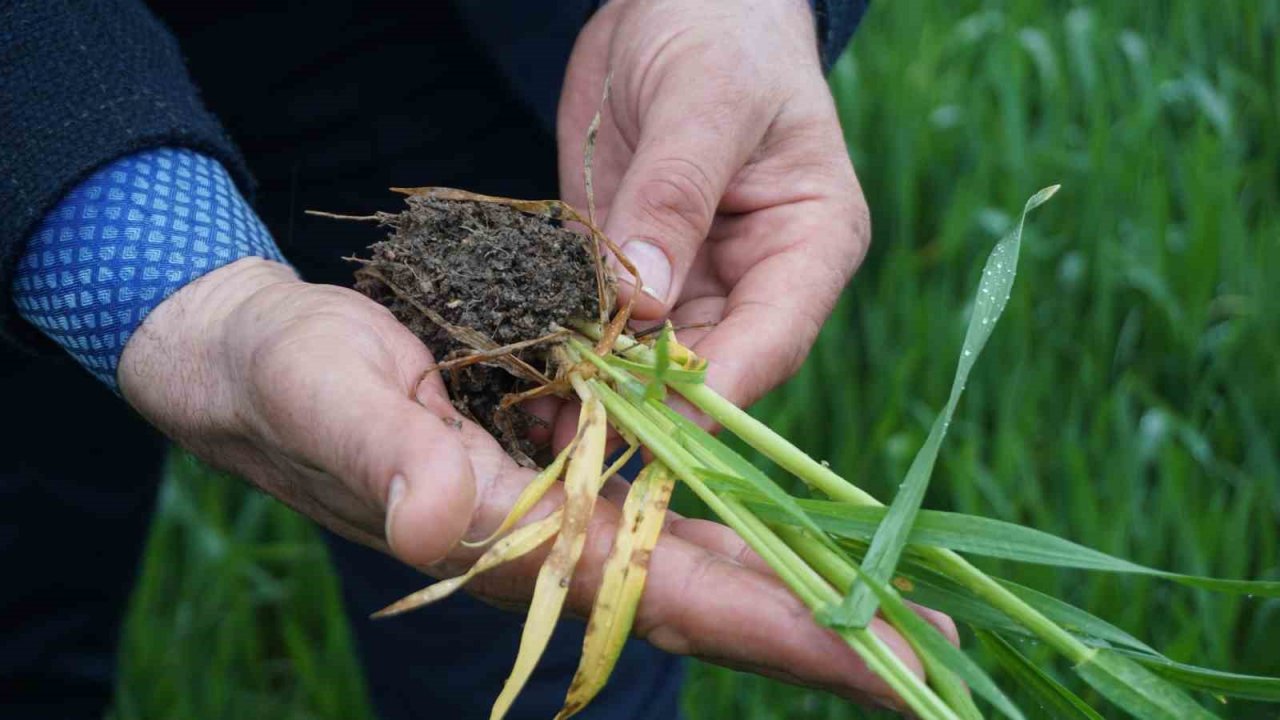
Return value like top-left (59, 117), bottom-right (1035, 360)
top-left (304, 376), bottom-right (477, 569)
top-left (603, 90), bottom-right (767, 319)
top-left (376, 391), bottom-right (478, 569)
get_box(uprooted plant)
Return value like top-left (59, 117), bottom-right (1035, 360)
top-left (311, 109), bottom-right (1280, 719)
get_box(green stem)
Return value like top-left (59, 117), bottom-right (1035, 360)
top-left (590, 379), bottom-right (822, 605)
top-left (688, 373), bottom-right (1090, 659)
top-left (605, 338), bottom-right (1093, 664)
top-left (680, 381), bottom-right (879, 505)
top-left (590, 379), bottom-right (958, 720)
top-left (775, 527), bottom-right (983, 720)
top-left (605, 336), bottom-right (877, 506)
top-left (930, 551), bottom-right (1088, 660)
top-left (774, 525), bottom-right (857, 589)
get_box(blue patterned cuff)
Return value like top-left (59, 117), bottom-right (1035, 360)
top-left (12, 147), bottom-right (286, 390)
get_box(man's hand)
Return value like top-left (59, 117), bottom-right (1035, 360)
top-left (119, 258), bottom-right (951, 711)
top-left (558, 0), bottom-right (870, 409)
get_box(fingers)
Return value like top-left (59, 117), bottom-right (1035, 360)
top-left (908, 600), bottom-right (961, 648)
top-left (681, 194), bottom-right (870, 408)
top-left (458, 459), bottom-right (922, 706)
top-left (630, 527), bottom-right (923, 705)
top-left (665, 516), bottom-right (773, 575)
top-left (602, 70), bottom-right (774, 319)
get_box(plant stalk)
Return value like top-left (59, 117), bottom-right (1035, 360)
top-left (588, 378), bottom-right (958, 719)
top-left (774, 526), bottom-right (983, 720)
top-left (605, 337), bottom-right (1093, 664)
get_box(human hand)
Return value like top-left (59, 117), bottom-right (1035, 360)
top-left (558, 0), bottom-right (870, 409)
top-left (118, 257), bottom-right (950, 711)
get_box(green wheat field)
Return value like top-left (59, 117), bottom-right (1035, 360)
top-left (109, 2), bottom-right (1279, 718)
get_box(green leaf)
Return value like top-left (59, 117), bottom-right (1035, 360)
top-left (891, 568), bottom-right (1033, 638)
top-left (828, 186), bottom-right (1059, 629)
top-left (1075, 649), bottom-right (1219, 719)
top-left (644, 324), bottom-right (671, 401)
top-left (901, 563), bottom-right (1280, 703)
top-left (976, 631), bottom-right (1103, 720)
top-left (607, 356), bottom-right (706, 386)
top-left (897, 569), bottom-right (1279, 703)
top-left (886, 560), bottom-right (1156, 655)
top-left (756, 498), bottom-right (1280, 598)
top-left (993, 579), bottom-right (1156, 655)
top-left (1118, 651), bottom-right (1280, 702)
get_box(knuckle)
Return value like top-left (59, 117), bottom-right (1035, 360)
top-left (632, 158), bottom-right (719, 243)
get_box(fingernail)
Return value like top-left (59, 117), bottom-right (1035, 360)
top-left (618, 240), bottom-right (671, 304)
top-left (384, 474), bottom-right (406, 545)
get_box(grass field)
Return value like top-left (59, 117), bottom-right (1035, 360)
top-left (111, 1), bottom-right (1280, 718)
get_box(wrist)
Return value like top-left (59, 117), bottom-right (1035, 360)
top-left (119, 257), bottom-right (299, 448)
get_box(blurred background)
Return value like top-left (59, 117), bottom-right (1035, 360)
top-left (108, 1), bottom-right (1279, 718)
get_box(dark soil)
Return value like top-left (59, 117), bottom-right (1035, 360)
top-left (355, 195), bottom-right (605, 459)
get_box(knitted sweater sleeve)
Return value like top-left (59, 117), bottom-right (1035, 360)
top-left (0, 0), bottom-right (252, 350)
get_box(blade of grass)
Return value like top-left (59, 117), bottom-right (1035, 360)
top-left (607, 356), bottom-right (706, 385)
top-left (1075, 648), bottom-right (1218, 719)
top-left (991, 578), bottom-right (1157, 655)
top-left (490, 378), bottom-right (608, 720)
top-left (726, 494), bottom-right (1280, 597)
top-left (776, 526), bottom-right (1025, 720)
top-left (371, 510), bottom-right (560, 619)
top-left (589, 379), bottom-right (959, 720)
top-left (885, 561), bottom-right (1156, 655)
top-left (903, 562), bottom-right (1261, 707)
top-left (976, 631), bottom-right (1104, 720)
top-left (643, 322), bottom-right (673, 401)
top-left (558, 462), bottom-right (676, 719)
top-left (1115, 650), bottom-right (1280, 702)
top-left (831, 186), bottom-right (1061, 629)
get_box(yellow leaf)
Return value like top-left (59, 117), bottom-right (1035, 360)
top-left (558, 462), bottom-right (676, 720)
top-left (490, 383), bottom-right (609, 720)
top-left (371, 510), bottom-right (561, 619)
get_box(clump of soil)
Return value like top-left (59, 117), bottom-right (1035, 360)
top-left (355, 195), bottom-right (606, 459)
